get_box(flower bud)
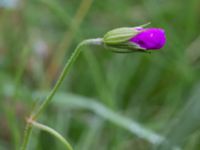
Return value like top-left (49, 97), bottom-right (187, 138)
top-left (103, 24), bottom-right (166, 53)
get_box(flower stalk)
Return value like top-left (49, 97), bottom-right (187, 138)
top-left (20, 38), bottom-right (103, 150)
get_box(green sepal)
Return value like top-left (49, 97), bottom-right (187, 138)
top-left (103, 23), bottom-right (151, 53)
top-left (104, 41), bottom-right (147, 53)
top-left (103, 27), bottom-right (140, 45)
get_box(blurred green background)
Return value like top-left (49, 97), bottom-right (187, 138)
top-left (1, 0), bottom-right (200, 149)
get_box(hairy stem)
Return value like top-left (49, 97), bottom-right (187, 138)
top-left (20, 124), bottom-right (33, 150)
top-left (20, 38), bottom-right (103, 150)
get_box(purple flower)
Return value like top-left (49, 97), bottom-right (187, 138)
top-left (130, 28), bottom-right (166, 50)
top-left (103, 24), bottom-right (166, 53)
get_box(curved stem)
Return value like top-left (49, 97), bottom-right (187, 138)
top-left (20, 38), bottom-right (103, 150)
top-left (32, 38), bottom-right (102, 119)
top-left (31, 121), bottom-right (73, 150)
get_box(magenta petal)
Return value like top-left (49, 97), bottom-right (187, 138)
top-left (130, 28), bottom-right (166, 50)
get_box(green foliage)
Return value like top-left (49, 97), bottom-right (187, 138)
top-left (0, 0), bottom-right (200, 149)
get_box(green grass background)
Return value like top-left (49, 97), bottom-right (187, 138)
top-left (1, 0), bottom-right (200, 149)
